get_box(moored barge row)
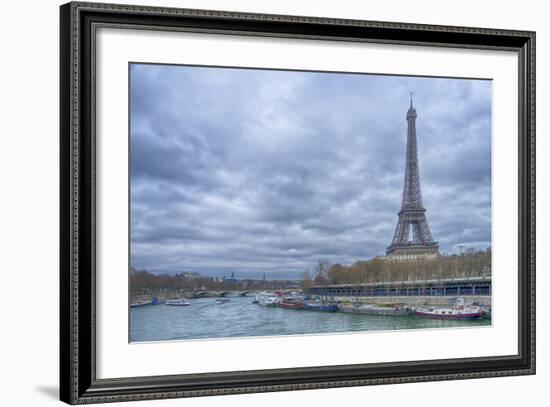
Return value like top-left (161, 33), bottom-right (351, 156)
top-left (249, 291), bottom-right (490, 320)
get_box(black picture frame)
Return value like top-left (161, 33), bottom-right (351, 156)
top-left (60, 1), bottom-right (536, 404)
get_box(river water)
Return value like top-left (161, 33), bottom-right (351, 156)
top-left (130, 296), bottom-right (490, 342)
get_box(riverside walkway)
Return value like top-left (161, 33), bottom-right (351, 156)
top-left (309, 276), bottom-right (491, 298)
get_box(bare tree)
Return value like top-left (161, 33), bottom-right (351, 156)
top-left (313, 260), bottom-right (330, 285)
top-left (300, 269), bottom-right (314, 291)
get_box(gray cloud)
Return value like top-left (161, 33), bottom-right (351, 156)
top-left (130, 64), bottom-right (492, 279)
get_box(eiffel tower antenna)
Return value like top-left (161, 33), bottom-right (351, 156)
top-left (386, 97), bottom-right (439, 258)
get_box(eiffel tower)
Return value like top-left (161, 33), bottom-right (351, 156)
top-left (386, 95), bottom-right (439, 258)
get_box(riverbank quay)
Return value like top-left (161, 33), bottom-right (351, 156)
top-left (132, 292), bottom-right (491, 309)
top-left (309, 276), bottom-right (490, 298)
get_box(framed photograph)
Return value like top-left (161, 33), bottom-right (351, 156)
top-left (60, 1), bottom-right (535, 404)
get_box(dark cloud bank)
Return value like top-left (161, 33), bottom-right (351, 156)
top-left (130, 64), bottom-right (492, 279)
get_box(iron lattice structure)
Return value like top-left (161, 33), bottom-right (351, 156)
top-left (386, 97), bottom-right (439, 258)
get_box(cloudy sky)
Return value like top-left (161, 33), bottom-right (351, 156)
top-left (130, 63), bottom-right (492, 279)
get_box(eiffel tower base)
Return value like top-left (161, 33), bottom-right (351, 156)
top-left (386, 209), bottom-right (439, 259)
top-left (385, 243), bottom-right (440, 259)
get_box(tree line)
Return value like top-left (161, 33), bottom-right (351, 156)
top-left (300, 250), bottom-right (491, 290)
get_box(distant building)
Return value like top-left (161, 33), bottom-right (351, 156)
top-left (178, 272), bottom-right (201, 279)
top-left (223, 272), bottom-right (240, 284)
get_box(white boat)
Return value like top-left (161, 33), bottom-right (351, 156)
top-left (165, 298), bottom-right (190, 306)
top-left (130, 300), bottom-right (152, 308)
top-left (255, 292), bottom-right (280, 307)
top-left (216, 298), bottom-right (230, 304)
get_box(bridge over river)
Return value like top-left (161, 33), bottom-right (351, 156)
top-left (191, 290), bottom-right (265, 298)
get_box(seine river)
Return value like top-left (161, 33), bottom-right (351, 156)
top-left (130, 296), bottom-right (490, 342)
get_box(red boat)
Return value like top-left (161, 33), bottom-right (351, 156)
top-left (278, 295), bottom-right (304, 310)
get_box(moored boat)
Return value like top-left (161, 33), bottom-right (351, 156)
top-left (339, 303), bottom-right (410, 316)
top-left (278, 294), bottom-right (304, 310)
top-left (130, 300), bottom-right (152, 308)
top-left (165, 298), bottom-right (190, 306)
top-left (413, 304), bottom-right (483, 319)
top-left (413, 297), bottom-right (484, 320)
top-left (471, 301), bottom-right (491, 320)
top-left (303, 300), bottom-right (338, 312)
top-left (255, 292), bottom-right (280, 307)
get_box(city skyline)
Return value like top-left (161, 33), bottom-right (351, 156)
top-left (130, 64), bottom-right (492, 279)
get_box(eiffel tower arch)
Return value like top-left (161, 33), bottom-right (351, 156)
top-left (386, 96), bottom-right (439, 259)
